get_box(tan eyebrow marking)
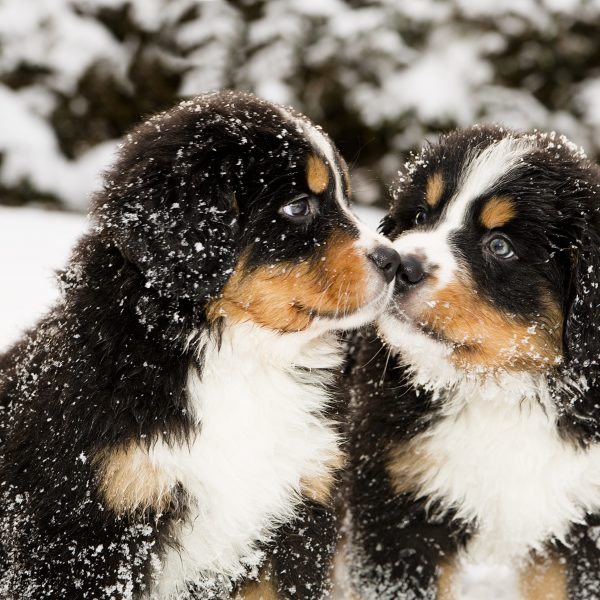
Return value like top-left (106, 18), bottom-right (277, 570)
top-left (480, 195), bottom-right (517, 229)
top-left (306, 154), bottom-right (330, 194)
top-left (425, 172), bottom-right (444, 207)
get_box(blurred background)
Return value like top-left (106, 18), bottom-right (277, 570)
top-left (2, 0), bottom-right (600, 212)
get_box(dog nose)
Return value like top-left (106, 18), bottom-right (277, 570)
top-left (368, 246), bottom-right (401, 284)
top-left (398, 254), bottom-right (426, 286)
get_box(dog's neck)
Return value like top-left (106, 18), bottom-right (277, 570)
top-left (194, 320), bottom-right (344, 377)
top-left (386, 331), bottom-right (600, 564)
top-left (151, 320), bottom-right (343, 595)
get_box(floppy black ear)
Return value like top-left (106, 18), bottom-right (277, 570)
top-left (563, 227), bottom-right (600, 373)
top-left (557, 220), bottom-right (600, 441)
top-left (93, 128), bottom-right (241, 305)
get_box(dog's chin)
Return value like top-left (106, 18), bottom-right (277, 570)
top-left (311, 281), bottom-right (395, 335)
top-left (377, 310), bottom-right (539, 391)
top-left (376, 310), bottom-right (468, 387)
top-left (378, 310), bottom-right (450, 351)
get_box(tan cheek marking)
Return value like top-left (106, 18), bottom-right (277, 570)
top-left (418, 276), bottom-right (563, 371)
top-left (307, 154), bottom-right (330, 194)
top-left (209, 259), bottom-right (313, 332)
top-left (519, 556), bottom-right (568, 600)
top-left (235, 567), bottom-right (279, 600)
top-left (300, 449), bottom-right (345, 505)
top-left (93, 442), bottom-right (175, 515)
top-left (209, 234), bottom-right (368, 332)
top-left (480, 195), bottom-right (516, 229)
top-left (320, 234), bottom-right (369, 312)
top-left (425, 172), bottom-right (444, 207)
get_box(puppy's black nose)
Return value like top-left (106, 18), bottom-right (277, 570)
top-left (398, 254), bottom-right (426, 286)
top-left (368, 246), bottom-right (401, 284)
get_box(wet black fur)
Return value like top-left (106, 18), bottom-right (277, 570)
top-left (0, 91), bottom-right (354, 599)
top-left (344, 125), bottom-right (600, 598)
top-left (341, 331), bottom-right (471, 599)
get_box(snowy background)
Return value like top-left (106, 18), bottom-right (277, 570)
top-left (0, 207), bottom-right (85, 350)
top-left (1, 2), bottom-right (597, 597)
top-left (2, 0), bottom-right (600, 210)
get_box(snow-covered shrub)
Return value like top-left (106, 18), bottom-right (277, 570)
top-left (1, 0), bottom-right (600, 210)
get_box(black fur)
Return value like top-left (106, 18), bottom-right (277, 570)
top-left (341, 330), bottom-right (472, 599)
top-left (0, 91), bottom-right (366, 599)
top-left (344, 125), bottom-right (600, 598)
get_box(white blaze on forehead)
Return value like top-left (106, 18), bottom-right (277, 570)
top-left (392, 137), bottom-right (535, 286)
top-left (441, 136), bottom-right (534, 233)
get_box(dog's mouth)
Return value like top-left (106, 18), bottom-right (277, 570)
top-left (381, 288), bottom-right (564, 373)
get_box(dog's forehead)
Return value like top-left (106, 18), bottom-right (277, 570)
top-left (208, 95), bottom-right (351, 201)
top-left (276, 104), bottom-right (350, 198)
top-left (400, 135), bottom-right (536, 235)
top-left (389, 134), bottom-right (538, 286)
top-left (395, 128), bottom-right (594, 235)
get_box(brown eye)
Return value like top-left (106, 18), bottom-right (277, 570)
top-left (280, 195), bottom-right (318, 220)
top-left (414, 210), bottom-right (427, 226)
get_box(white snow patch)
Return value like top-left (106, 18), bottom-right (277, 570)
top-left (0, 207), bottom-right (86, 350)
top-left (0, 85), bottom-right (118, 211)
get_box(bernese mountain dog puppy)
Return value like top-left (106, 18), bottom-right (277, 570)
top-left (0, 91), bottom-right (400, 599)
top-left (344, 125), bottom-right (600, 599)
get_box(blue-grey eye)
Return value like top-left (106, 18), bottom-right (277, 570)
top-left (488, 236), bottom-right (515, 259)
top-left (414, 210), bottom-right (427, 226)
top-left (281, 195), bottom-right (317, 219)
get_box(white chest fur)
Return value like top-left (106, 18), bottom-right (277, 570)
top-left (413, 377), bottom-right (600, 562)
top-left (150, 323), bottom-right (342, 598)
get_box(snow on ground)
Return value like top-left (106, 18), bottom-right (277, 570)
top-left (0, 206), bottom-right (86, 350)
top-left (0, 204), bottom-right (521, 599)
